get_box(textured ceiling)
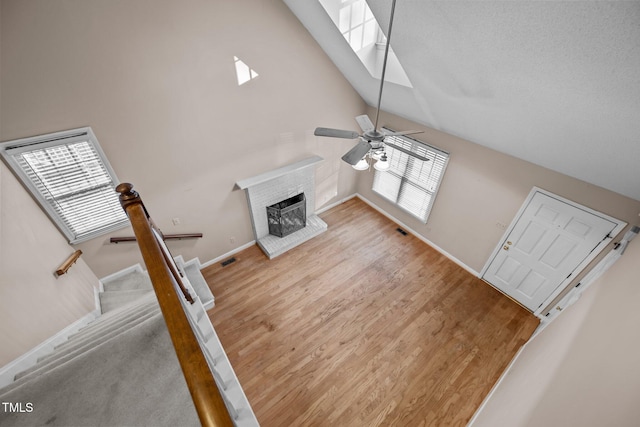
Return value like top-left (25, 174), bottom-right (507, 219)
top-left (284, 1), bottom-right (640, 201)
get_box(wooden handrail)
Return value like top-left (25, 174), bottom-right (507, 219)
top-left (56, 250), bottom-right (83, 276)
top-left (154, 227), bottom-right (195, 305)
top-left (110, 233), bottom-right (203, 244)
top-left (116, 183), bottom-right (233, 427)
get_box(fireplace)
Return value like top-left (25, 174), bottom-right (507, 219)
top-left (235, 156), bottom-right (327, 258)
top-left (267, 193), bottom-right (306, 237)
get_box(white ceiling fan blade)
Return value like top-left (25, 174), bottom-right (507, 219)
top-left (383, 129), bottom-right (424, 137)
top-left (341, 140), bottom-right (372, 165)
top-left (355, 115), bottom-right (375, 133)
top-left (314, 127), bottom-right (360, 139)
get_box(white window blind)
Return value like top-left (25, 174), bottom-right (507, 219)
top-left (0, 127), bottom-right (128, 243)
top-left (373, 129), bottom-right (449, 223)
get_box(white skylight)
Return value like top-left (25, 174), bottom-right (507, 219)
top-left (339, 0), bottom-right (378, 52)
top-left (234, 56), bottom-right (259, 86)
top-left (319, 0), bottom-right (411, 87)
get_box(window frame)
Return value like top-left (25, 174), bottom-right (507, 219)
top-left (372, 129), bottom-right (449, 223)
top-left (318, 0), bottom-right (412, 87)
top-left (337, 0), bottom-right (379, 52)
top-left (0, 127), bottom-right (129, 243)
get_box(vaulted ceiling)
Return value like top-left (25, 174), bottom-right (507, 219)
top-left (284, 1), bottom-right (640, 201)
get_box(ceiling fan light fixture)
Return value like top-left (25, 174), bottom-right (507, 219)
top-left (372, 149), bottom-right (384, 160)
top-left (352, 157), bottom-right (370, 171)
top-left (374, 153), bottom-right (390, 171)
top-left (313, 0), bottom-right (423, 169)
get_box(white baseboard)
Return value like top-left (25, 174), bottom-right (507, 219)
top-left (182, 257), bottom-right (201, 269)
top-left (0, 309), bottom-right (100, 389)
top-left (173, 255), bottom-right (203, 271)
top-left (173, 254), bottom-right (186, 269)
top-left (355, 193), bottom-right (480, 277)
top-left (93, 286), bottom-right (103, 316)
top-left (200, 240), bottom-right (257, 269)
top-left (316, 193), bottom-right (357, 215)
top-left (199, 194), bottom-right (478, 277)
top-left (198, 193), bottom-right (357, 269)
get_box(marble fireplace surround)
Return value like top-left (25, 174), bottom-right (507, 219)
top-left (235, 156), bottom-right (328, 259)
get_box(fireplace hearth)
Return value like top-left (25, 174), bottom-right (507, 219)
top-left (235, 156), bottom-right (327, 259)
top-left (267, 193), bottom-right (306, 237)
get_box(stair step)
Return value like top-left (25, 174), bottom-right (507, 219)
top-left (19, 306), bottom-right (161, 382)
top-left (183, 263), bottom-right (215, 310)
top-left (0, 312), bottom-right (201, 426)
top-left (40, 304), bottom-right (161, 367)
top-left (101, 270), bottom-right (153, 292)
top-left (100, 289), bottom-right (154, 313)
top-left (2, 309), bottom-right (163, 398)
top-left (0, 261), bottom-right (258, 426)
top-left (66, 294), bottom-right (158, 345)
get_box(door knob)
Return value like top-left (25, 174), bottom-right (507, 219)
top-left (503, 245), bottom-right (509, 251)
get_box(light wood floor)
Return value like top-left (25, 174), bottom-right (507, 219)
top-left (203, 198), bottom-right (538, 426)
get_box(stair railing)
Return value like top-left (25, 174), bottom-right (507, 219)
top-left (55, 249), bottom-right (83, 276)
top-left (109, 233), bottom-right (203, 244)
top-left (116, 182), bottom-right (233, 427)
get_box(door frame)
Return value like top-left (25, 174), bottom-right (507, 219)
top-left (480, 187), bottom-right (627, 318)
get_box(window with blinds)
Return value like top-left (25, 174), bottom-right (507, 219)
top-left (373, 129), bottom-right (449, 223)
top-left (0, 127), bottom-right (128, 243)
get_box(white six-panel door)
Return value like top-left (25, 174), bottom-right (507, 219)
top-left (482, 189), bottom-right (622, 312)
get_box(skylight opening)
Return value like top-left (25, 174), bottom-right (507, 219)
top-left (339, 0), bottom-right (378, 51)
top-left (319, 0), bottom-right (411, 87)
top-left (234, 56), bottom-right (259, 86)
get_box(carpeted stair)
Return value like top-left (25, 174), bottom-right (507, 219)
top-left (0, 291), bottom-right (199, 426)
top-left (98, 270), bottom-right (154, 313)
top-left (0, 267), bottom-right (258, 426)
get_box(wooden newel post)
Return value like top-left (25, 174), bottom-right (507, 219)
top-left (116, 182), bottom-right (142, 211)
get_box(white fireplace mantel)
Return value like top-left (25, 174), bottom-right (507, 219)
top-left (235, 155), bottom-right (323, 190)
top-left (235, 156), bottom-right (327, 259)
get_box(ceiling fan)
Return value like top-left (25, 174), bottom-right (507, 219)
top-left (314, 0), bottom-right (427, 170)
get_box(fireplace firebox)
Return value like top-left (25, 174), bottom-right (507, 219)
top-left (267, 193), bottom-right (306, 237)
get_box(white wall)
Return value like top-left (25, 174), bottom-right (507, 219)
top-left (0, 0), bottom-right (365, 364)
top-left (0, 163), bottom-right (99, 366)
top-left (470, 236), bottom-right (640, 426)
top-left (0, 0), bottom-right (366, 278)
top-left (357, 110), bottom-right (640, 283)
